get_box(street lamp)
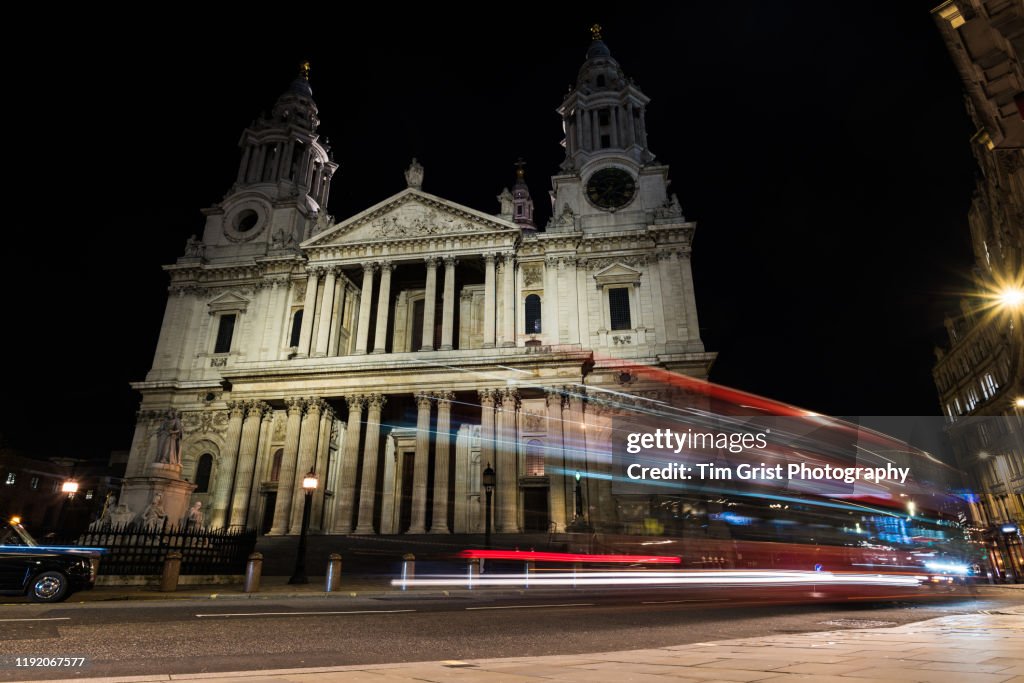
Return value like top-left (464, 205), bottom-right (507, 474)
top-left (57, 480), bottom-right (79, 537)
top-left (288, 471), bottom-right (318, 585)
top-left (574, 471), bottom-right (583, 519)
top-left (482, 463), bottom-right (495, 550)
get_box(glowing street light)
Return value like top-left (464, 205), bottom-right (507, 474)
top-left (288, 471), bottom-right (318, 585)
top-left (997, 286), bottom-right (1024, 310)
top-left (61, 481), bottom-right (79, 496)
top-left (482, 463), bottom-right (496, 550)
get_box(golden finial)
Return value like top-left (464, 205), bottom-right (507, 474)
top-left (590, 24), bottom-right (603, 41)
top-left (515, 157), bottom-right (526, 180)
top-left (299, 61), bottom-right (311, 81)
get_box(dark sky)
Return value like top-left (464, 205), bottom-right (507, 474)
top-left (4, 4), bottom-right (978, 461)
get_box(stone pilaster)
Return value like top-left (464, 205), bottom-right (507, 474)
top-left (500, 253), bottom-right (515, 347)
top-left (229, 400), bottom-right (269, 528)
top-left (245, 409), bottom-right (274, 529)
top-left (354, 393), bottom-right (386, 534)
top-left (430, 391), bottom-right (454, 533)
top-left (209, 401), bottom-right (246, 529)
top-left (407, 392), bottom-right (433, 533)
top-left (544, 257), bottom-right (561, 345)
top-left (269, 398), bottom-right (304, 535)
top-left (333, 395), bottom-right (365, 533)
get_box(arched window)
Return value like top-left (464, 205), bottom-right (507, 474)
top-left (195, 454), bottom-right (213, 493)
top-left (269, 449), bottom-right (284, 482)
top-left (525, 439), bottom-right (545, 476)
top-left (524, 294), bottom-right (542, 334)
top-left (289, 310), bottom-right (303, 347)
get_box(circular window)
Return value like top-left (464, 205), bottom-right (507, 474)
top-left (235, 209), bottom-right (259, 233)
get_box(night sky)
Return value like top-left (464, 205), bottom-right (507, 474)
top-left (4, 4), bottom-right (978, 461)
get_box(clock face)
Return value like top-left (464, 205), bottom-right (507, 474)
top-left (586, 168), bottom-right (636, 210)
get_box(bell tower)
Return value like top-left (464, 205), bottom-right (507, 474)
top-left (197, 62), bottom-right (339, 260)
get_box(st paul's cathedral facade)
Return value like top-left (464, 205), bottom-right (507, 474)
top-left (121, 30), bottom-right (717, 537)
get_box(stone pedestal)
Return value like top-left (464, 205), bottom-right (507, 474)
top-left (119, 463), bottom-right (197, 529)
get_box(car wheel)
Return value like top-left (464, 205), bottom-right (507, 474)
top-left (30, 571), bottom-right (69, 603)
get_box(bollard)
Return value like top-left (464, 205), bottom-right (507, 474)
top-left (467, 557), bottom-right (480, 589)
top-left (326, 554), bottom-right (343, 592)
top-left (160, 551), bottom-right (182, 592)
top-left (244, 552), bottom-right (263, 593)
top-left (401, 553), bottom-right (415, 590)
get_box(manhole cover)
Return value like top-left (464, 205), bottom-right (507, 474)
top-left (819, 619), bottom-right (897, 628)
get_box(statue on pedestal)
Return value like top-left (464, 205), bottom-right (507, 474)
top-left (141, 493), bottom-right (167, 529)
top-left (155, 410), bottom-right (183, 466)
top-left (186, 501), bottom-right (205, 530)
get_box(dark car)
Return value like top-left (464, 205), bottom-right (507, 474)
top-left (0, 518), bottom-right (102, 602)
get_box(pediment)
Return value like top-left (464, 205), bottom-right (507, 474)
top-left (207, 291), bottom-right (251, 313)
top-left (593, 263), bottom-right (643, 286)
top-left (303, 188), bottom-right (517, 248)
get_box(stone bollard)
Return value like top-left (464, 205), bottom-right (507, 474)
top-left (467, 557), bottom-right (480, 589)
top-left (401, 553), bottom-right (415, 590)
top-left (326, 554), bottom-right (342, 592)
top-left (243, 552), bottom-right (263, 593)
top-left (160, 551), bottom-right (182, 592)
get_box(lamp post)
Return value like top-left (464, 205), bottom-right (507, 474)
top-left (58, 480), bottom-right (79, 537)
top-left (482, 463), bottom-right (495, 550)
top-left (289, 471), bottom-right (318, 585)
top-left (574, 471), bottom-right (583, 519)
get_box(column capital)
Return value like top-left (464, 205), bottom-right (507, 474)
top-left (309, 266), bottom-right (327, 278)
top-left (478, 388), bottom-right (498, 406)
top-left (415, 392), bottom-right (434, 408)
top-left (345, 394), bottom-right (366, 413)
top-left (362, 262), bottom-right (379, 274)
top-left (499, 387), bottom-right (519, 405)
top-left (226, 400), bottom-right (246, 418)
top-left (366, 393), bottom-right (387, 410)
top-left (435, 390), bottom-right (455, 403)
top-left (545, 388), bottom-right (563, 407)
top-left (442, 256), bottom-right (458, 268)
top-left (424, 256), bottom-right (440, 268)
top-left (378, 260), bottom-right (394, 273)
top-left (545, 255), bottom-right (560, 268)
top-left (304, 397), bottom-right (326, 416)
top-left (248, 400), bottom-right (272, 419)
top-left (284, 397), bottom-right (305, 415)
top-left (483, 252), bottom-right (497, 264)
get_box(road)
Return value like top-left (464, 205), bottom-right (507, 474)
top-left (1, 587), bottom-right (1021, 681)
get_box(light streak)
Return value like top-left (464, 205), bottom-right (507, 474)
top-left (391, 570), bottom-right (922, 588)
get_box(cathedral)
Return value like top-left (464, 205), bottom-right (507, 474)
top-left (121, 28), bottom-right (716, 537)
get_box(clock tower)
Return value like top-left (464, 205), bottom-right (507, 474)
top-left (550, 25), bottom-right (677, 233)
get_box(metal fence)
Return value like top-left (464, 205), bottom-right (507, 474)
top-left (76, 524), bottom-right (257, 576)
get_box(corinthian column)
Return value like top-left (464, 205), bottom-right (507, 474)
top-left (545, 390), bottom-right (567, 531)
top-left (229, 401), bottom-right (269, 528)
top-left (407, 392), bottom-right (433, 533)
top-left (354, 393), bottom-right (386, 534)
top-left (372, 261), bottom-right (393, 354)
top-left (333, 395), bottom-right (364, 533)
top-left (269, 398), bottom-right (304, 535)
top-left (501, 252), bottom-right (515, 347)
top-left (421, 257), bottom-right (439, 351)
top-left (313, 267), bottom-right (337, 357)
top-left (209, 401), bottom-right (246, 529)
top-left (289, 398), bottom-right (324, 533)
top-left (440, 257), bottom-right (457, 350)
top-left (296, 269), bottom-right (320, 357)
top-left (483, 254), bottom-right (496, 348)
top-left (354, 263), bottom-right (376, 354)
top-left (497, 387), bottom-right (519, 532)
top-left (430, 391), bottom-right (454, 533)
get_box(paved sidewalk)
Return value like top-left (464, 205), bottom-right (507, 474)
top-left (25, 607), bottom-right (1024, 682)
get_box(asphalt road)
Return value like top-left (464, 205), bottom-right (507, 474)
top-left (1, 587), bottom-right (1021, 681)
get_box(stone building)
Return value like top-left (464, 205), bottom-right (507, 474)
top-left (122, 30), bottom-right (716, 536)
top-left (931, 0), bottom-right (1024, 579)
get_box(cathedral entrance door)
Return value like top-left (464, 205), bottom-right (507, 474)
top-left (260, 493), bottom-right (276, 535)
top-left (522, 488), bottom-right (549, 532)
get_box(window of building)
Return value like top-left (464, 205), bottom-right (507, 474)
top-left (965, 387), bottom-right (980, 412)
top-left (598, 109), bottom-right (610, 126)
top-left (195, 454), bottom-right (213, 493)
top-left (289, 310), bottom-right (303, 347)
top-left (4, 472), bottom-right (14, 485)
top-left (596, 75), bottom-right (606, 88)
top-left (85, 490), bottom-right (94, 500)
top-left (600, 134), bottom-right (611, 149)
top-left (525, 440), bottom-right (545, 476)
top-left (269, 449), bottom-right (284, 482)
top-left (30, 476), bottom-right (39, 490)
top-left (609, 288), bottom-right (632, 330)
top-left (982, 373), bottom-right (998, 399)
top-left (516, 204), bottom-right (523, 216)
top-left (525, 294), bottom-right (542, 334)
top-left (214, 314), bottom-right (236, 354)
